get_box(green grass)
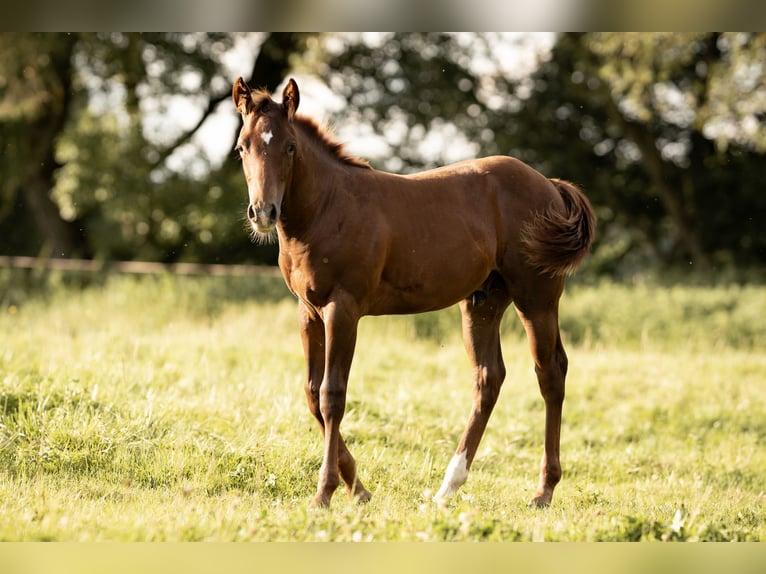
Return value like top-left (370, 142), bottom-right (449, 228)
top-left (0, 271), bottom-right (764, 540)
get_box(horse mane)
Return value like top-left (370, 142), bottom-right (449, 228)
top-left (295, 116), bottom-right (371, 170)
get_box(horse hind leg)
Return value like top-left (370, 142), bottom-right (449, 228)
top-left (434, 279), bottom-right (511, 503)
top-left (513, 281), bottom-right (568, 508)
top-left (333, 433), bottom-right (371, 502)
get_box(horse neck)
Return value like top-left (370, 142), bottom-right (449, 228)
top-left (278, 135), bottom-right (349, 240)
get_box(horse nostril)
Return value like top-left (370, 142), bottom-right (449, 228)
top-left (247, 203), bottom-right (256, 220)
top-left (268, 204), bottom-right (278, 223)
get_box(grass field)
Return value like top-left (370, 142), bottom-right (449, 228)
top-left (0, 270), bottom-right (764, 541)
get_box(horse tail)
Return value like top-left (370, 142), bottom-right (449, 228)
top-left (520, 179), bottom-right (596, 276)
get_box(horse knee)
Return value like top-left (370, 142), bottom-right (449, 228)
top-left (319, 384), bottom-right (347, 422)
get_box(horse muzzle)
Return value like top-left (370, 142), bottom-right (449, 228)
top-left (247, 202), bottom-right (278, 233)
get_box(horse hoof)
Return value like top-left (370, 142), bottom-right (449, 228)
top-left (528, 496), bottom-right (552, 509)
top-left (354, 483), bottom-right (372, 503)
top-left (309, 495), bottom-right (332, 510)
top-left (354, 489), bottom-right (372, 504)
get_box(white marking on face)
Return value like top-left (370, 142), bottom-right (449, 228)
top-left (261, 130), bottom-right (273, 145)
top-left (433, 451), bottom-right (469, 502)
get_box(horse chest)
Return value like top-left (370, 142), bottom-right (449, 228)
top-left (279, 253), bottom-right (337, 309)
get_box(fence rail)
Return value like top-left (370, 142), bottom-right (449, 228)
top-left (0, 255), bottom-right (281, 277)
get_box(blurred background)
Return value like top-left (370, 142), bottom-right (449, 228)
top-left (1, 32), bottom-right (764, 282)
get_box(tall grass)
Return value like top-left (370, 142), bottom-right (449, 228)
top-left (0, 271), bottom-right (764, 540)
top-left (560, 281), bottom-right (766, 350)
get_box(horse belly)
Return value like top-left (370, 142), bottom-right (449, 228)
top-left (370, 243), bottom-right (494, 315)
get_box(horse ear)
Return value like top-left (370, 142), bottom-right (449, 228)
top-left (232, 76), bottom-right (253, 115)
top-left (282, 78), bottom-right (300, 121)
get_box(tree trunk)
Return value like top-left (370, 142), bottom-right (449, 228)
top-left (148, 33), bottom-right (308, 172)
top-left (248, 33), bottom-right (307, 92)
top-left (16, 33), bottom-right (89, 258)
top-left (227, 33), bottom-right (307, 148)
top-left (607, 99), bottom-right (709, 268)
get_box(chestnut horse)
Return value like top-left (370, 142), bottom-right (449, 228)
top-left (232, 77), bottom-right (595, 508)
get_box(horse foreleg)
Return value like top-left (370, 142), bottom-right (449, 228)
top-left (309, 296), bottom-right (368, 508)
top-left (434, 295), bottom-right (509, 503)
top-left (300, 301), bottom-right (371, 506)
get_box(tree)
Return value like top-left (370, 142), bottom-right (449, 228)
top-left (0, 33), bottom-right (85, 257)
top-left (586, 32), bottom-right (766, 271)
top-left (319, 33), bottom-right (537, 172)
top-left (318, 32), bottom-right (766, 276)
top-left (0, 32), bottom-right (305, 264)
top-left (2, 33), bottom-right (763, 277)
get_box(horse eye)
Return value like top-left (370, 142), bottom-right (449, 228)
top-left (286, 143), bottom-right (296, 154)
top-left (235, 144), bottom-right (245, 155)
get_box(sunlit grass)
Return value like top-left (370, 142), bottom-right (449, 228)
top-left (0, 273), bottom-right (764, 540)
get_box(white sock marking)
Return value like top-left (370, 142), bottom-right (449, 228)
top-left (433, 451), bottom-right (469, 502)
top-left (261, 130), bottom-right (273, 145)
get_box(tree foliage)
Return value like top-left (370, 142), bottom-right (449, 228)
top-left (320, 32), bottom-right (766, 276)
top-left (1, 33), bottom-right (301, 264)
top-left (1, 32), bottom-right (764, 278)
top-left (586, 33), bottom-right (766, 272)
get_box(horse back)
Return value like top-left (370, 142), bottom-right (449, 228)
top-left (356, 156), bottom-right (563, 313)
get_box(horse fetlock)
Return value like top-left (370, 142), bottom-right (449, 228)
top-left (530, 465), bottom-right (560, 507)
top-left (434, 451), bottom-right (470, 502)
top-left (313, 480), bottom-right (340, 509)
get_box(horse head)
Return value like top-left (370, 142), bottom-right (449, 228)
top-left (232, 77), bottom-right (300, 239)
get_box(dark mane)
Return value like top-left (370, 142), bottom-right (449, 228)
top-left (295, 116), bottom-right (371, 169)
